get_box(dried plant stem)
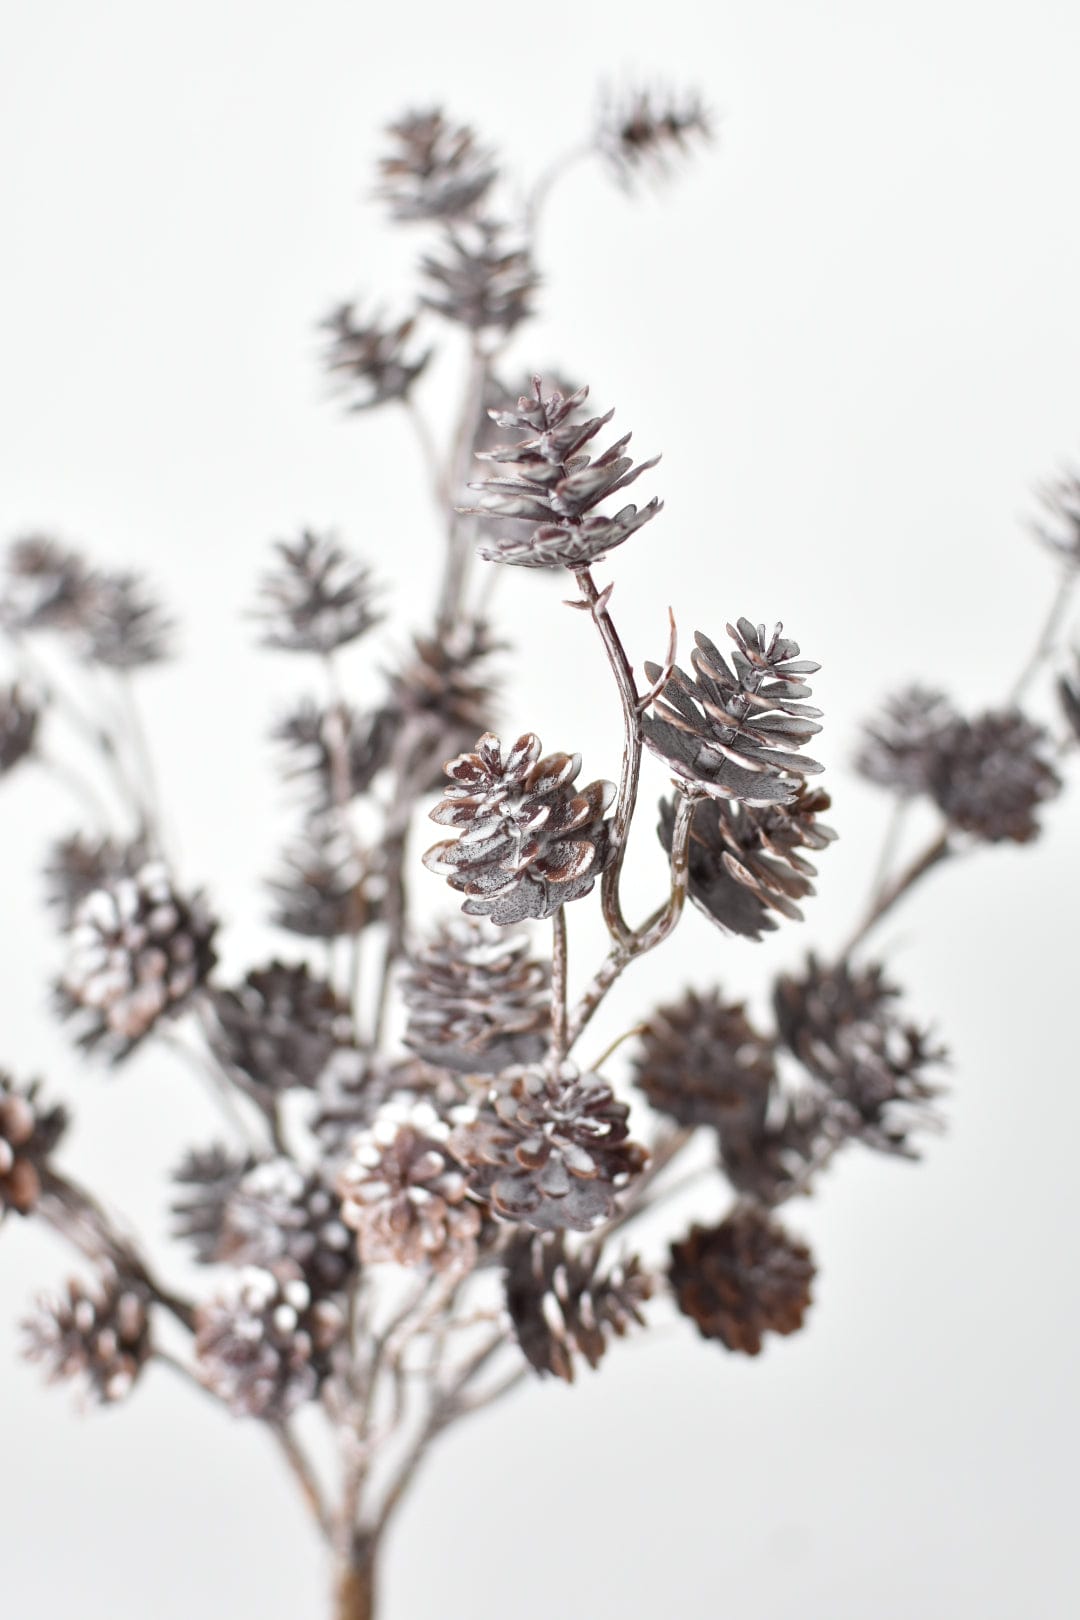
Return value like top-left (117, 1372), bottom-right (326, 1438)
top-left (334, 1547), bottom-right (376, 1620)
top-left (550, 905), bottom-right (569, 1061)
top-left (867, 796), bottom-right (910, 904)
top-left (403, 394), bottom-right (447, 511)
top-left (524, 141), bottom-right (593, 240)
top-left (597, 1127), bottom-right (694, 1241)
top-left (841, 827), bottom-right (952, 960)
top-left (437, 340), bottom-right (489, 634)
top-left (271, 1420), bottom-right (334, 1543)
top-left (39, 752), bottom-right (113, 824)
top-left (163, 1024), bottom-right (279, 1153)
top-left (1009, 564), bottom-right (1077, 705)
top-left (115, 671), bottom-right (169, 855)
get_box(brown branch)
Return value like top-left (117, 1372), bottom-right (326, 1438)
top-left (840, 828), bottom-right (952, 961)
top-left (550, 905), bottom-right (569, 1063)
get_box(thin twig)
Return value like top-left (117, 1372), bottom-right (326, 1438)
top-left (1009, 564), bottom-right (1077, 705)
top-left (271, 1420), bottom-right (335, 1544)
top-left (839, 828), bottom-right (952, 961)
top-left (550, 905), bottom-right (569, 1063)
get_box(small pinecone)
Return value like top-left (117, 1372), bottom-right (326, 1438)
top-left (719, 1089), bottom-right (833, 1206)
top-left (255, 531), bottom-right (382, 655)
top-left (171, 1145), bottom-right (255, 1264)
top-left (855, 686), bottom-right (959, 796)
top-left (78, 569), bottom-right (174, 668)
top-left (59, 862), bottom-right (217, 1059)
top-left (421, 220), bottom-right (536, 334)
top-left (424, 732), bottom-right (614, 926)
top-left (505, 1231), bottom-right (652, 1382)
top-left (195, 1267), bottom-right (344, 1420)
top-left (272, 699), bottom-right (392, 806)
top-left (377, 108), bottom-right (497, 222)
top-left (1, 534), bottom-right (95, 630)
top-left (208, 962), bottom-right (352, 1093)
top-left (0, 1073), bottom-right (67, 1216)
top-left (402, 918), bottom-right (551, 1073)
top-left (268, 817), bottom-right (379, 938)
top-left (644, 622), bottom-right (823, 805)
top-left (927, 709), bottom-right (1060, 843)
top-left (468, 378), bottom-right (661, 570)
top-left (0, 684), bottom-right (39, 776)
top-left (320, 302), bottom-right (432, 411)
top-left (1030, 463), bottom-right (1080, 564)
top-left (43, 833), bottom-right (151, 925)
top-left (383, 620), bottom-right (501, 792)
top-left (449, 1063), bottom-right (648, 1232)
top-left (338, 1100), bottom-right (481, 1270)
top-left (23, 1269), bottom-right (151, 1403)
top-left (632, 988), bottom-right (775, 1134)
top-left (309, 1049), bottom-right (403, 1162)
top-left (596, 84), bottom-right (713, 189)
top-left (219, 1159), bottom-right (355, 1299)
top-left (773, 955), bottom-right (944, 1156)
top-left (669, 1208), bottom-right (814, 1354)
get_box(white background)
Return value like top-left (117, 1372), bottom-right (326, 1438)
top-left (1, 2), bottom-right (1079, 1616)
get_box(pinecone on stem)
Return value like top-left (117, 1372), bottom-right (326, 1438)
top-left (195, 1268), bottom-right (344, 1420)
top-left (505, 1231), bottom-right (652, 1381)
top-left (209, 962), bottom-right (352, 1093)
top-left (402, 918), bottom-right (551, 1072)
top-left (668, 1207), bottom-right (814, 1354)
top-left (632, 988), bottom-right (775, 1134)
top-left (23, 1269), bottom-right (151, 1404)
top-left (0, 1073), bottom-right (67, 1215)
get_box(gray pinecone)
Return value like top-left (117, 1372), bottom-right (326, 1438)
top-left (855, 686), bottom-right (959, 796)
top-left (505, 1231), bottom-right (652, 1381)
top-left (195, 1268), bottom-right (344, 1420)
top-left (208, 962), bottom-right (352, 1093)
top-left (632, 988), bottom-right (775, 1135)
top-left (402, 917), bottom-right (551, 1073)
top-left (255, 531), bottom-right (382, 655)
top-left (268, 816), bottom-right (379, 939)
top-left (218, 1159), bottom-right (355, 1299)
top-left (377, 108), bottom-right (497, 222)
top-left (320, 302), bottom-right (432, 411)
top-left (171, 1144), bottom-right (255, 1264)
top-left (928, 709), bottom-right (1060, 843)
top-left (421, 220), bottom-right (536, 334)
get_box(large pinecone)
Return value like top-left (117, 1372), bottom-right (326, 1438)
top-left (0, 1072), bottom-right (67, 1215)
top-left (632, 988), bottom-right (775, 1135)
top-left (195, 1268), bottom-right (344, 1420)
top-left (377, 108), bottom-right (497, 223)
top-left (424, 732), bottom-right (614, 926)
top-left (208, 962), bottom-right (352, 1093)
top-left (319, 302), bottom-right (432, 411)
top-left (171, 1145), bottom-right (255, 1265)
top-left (927, 709), bottom-right (1060, 843)
top-left (505, 1231), bottom-right (652, 1382)
top-left (854, 686), bottom-right (959, 796)
top-left (255, 531), bottom-right (382, 655)
top-left (595, 84), bottom-right (713, 189)
top-left (217, 1159), bottom-right (355, 1299)
top-left (0, 684), bottom-right (39, 776)
top-left (469, 378), bottom-right (661, 570)
top-left (668, 1208), bottom-right (814, 1354)
top-left (421, 220), bottom-right (536, 334)
top-left (58, 862), bottom-right (217, 1059)
top-left (644, 621), bottom-right (823, 805)
top-left (450, 1063), bottom-right (647, 1232)
top-left (402, 918), bottom-right (551, 1073)
top-left (23, 1269), bottom-right (151, 1404)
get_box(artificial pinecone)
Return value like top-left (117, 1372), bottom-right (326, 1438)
top-left (402, 917), bottom-right (551, 1073)
top-left (272, 698), bottom-right (392, 807)
top-left (195, 1268), bottom-right (344, 1420)
top-left (1, 534), bottom-right (94, 630)
top-left (383, 620), bottom-right (501, 792)
top-left (23, 1269), bottom-right (151, 1403)
top-left (78, 569), bottom-right (174, 668)
top-left (449, 1062), bottom-right (648, 1232)
top-left (59, 862), bottom-right (217, 1059)
top-left (855, 685), bottom-right (959, 796)
top-left (773, 955), bottom-right (944, 1157)
top-left (718, 1088), bottom-right (833, 1206)
top-left (469, 378), bottom-right (661, 570)
top-left (208, 962), bottom-right (352, 1093)
top-left (644, 621), bottom-right (823, 805)
top-left (1031, 463), bottom-right (1080, 565)
top-left (377, 108), bottom-right (497, 222)
top-left (218, 1159), bottom-right (355, 1299)
top-left (320, 302), bottom-right (432, 411)
top-left (632, 988), bottom-right (775, 1135)
top-left (669, 1208), bottom-right (814, 1354)
top-left (43, 832), bottom-right (151, 925)
top-left (0, 684), bottom-right (39, 775)
top-left (309, 1049), bottom-right (403, 1162)
top-left (171, 1145), bottom-right (255, 1265)
top-left (595, 84), bottom-right (713, 189)
top-left (421, 219), bottom-right (536, 334)
top-left (255, 531), bottom-right (382, 655)
top-left (504, 1231), bottom-right (652, 1382)
top-left (0, 1072), bottom-right (67, 1215)
top-left (268, 817), bottom-right (379, 938)
top-left (927, 709), bottom-right (1061, 843)
top-left (424, 732), bottom-right (614, 926)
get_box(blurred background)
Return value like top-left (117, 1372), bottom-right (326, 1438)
top-left (1, 1), bottom-right (1078, 1615)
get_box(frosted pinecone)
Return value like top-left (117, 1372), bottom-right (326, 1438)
top-left (43, 833), bottom-right (151, 924)
top-left (402, 918), bottom-right (551, 1073)
top-left (195, 1268), bottom-right (344, 1420)
top-left (59, 862), bottom-right (217, 1059)
top-left (855, 686), bottom-right (959, 796)
top-left (644, 621), bottom-right (823, 806)
top-left (718, 1088), bottom-right (833, 1206)
top-left (0, 684), bottom-right (39, 776)
top-left (338, 1100), bottom-right (481, 1271)
top-left (468, 378), bottom-right (661, 570)
top-left (218, 1159), bottom-right (355, 1298)
top-left (171, 1145), bottom-right (255, 1265)
top-left (272, 698), bottom-right (392, 806)
top-left (632, 988), bottom-right (775, 1135)
top-left (383, 620), bottom-right (501, 793)
top-left (421, 220), bottom-right (536, 334)
top-left (0, 1072), bottom-right (67, 1216)
top-left (309, 1048), bottom-right (404, 1162)
top-left (669, 1208), bottom-right (814, 1354)
top-left (320, 302), bottom-right (432, 411)
top-left (595, 84), bottom-right (713, 189)
top-left (268, 817), bottom-right (379, 939)
top-left (255, 531), bottom-right (382, 655)
top-left (928, 709), bottom-right (1060, 843)
top-left (424, 732), bottom-right (614, 926)
top-left (504, 1231), bottom-right (652, 1382)
top-left (209, 962), bottom-right (352, 1093)
top-left (1031, 463), bottom-right (1080, 565)
top-left (78, 569), bottom-right (174, 668)
top-left (377, 108), bottom-right (497, 222)
top-left (23, 1269), bottom-right (151, 1404)
top-left (450, 1062), bottom-right (648, 1232)
top-left (1, 534), bottom-right (94, 630)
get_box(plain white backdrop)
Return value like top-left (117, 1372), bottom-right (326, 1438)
top-left (2, 2), bottom-right (1079, 1616)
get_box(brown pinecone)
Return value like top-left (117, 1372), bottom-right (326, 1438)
top-left (171, 1144), bottom-right (255, 1265)
top-left (595, 84), bottom-right (713, 190)
top-left (268, 816), bottom-right (380, 939)
top-left (383, 620), bottom-right (501, 793)
top-left (208, 962), bottom-right (352, 1093)
top-left (195, 1268), bottom-right (344, 1420)
top-left (23, 1269), bottom-right (151, 1404)
top-left (0, 1072), bottom-right (67, 1215)
top-left (402, 918), bottom-right (551, 1073)
top-left (632, 988), bottom-right (775, 1134)
top-left (218, 1159), bottom-right (355, 1299)
top-left (421, 219), bottom-right (536, 334)
top-left (468, 378), bottom-right (661, 571)
top-left (504, 1231), bottom-right (652, 1382)
top-left (719, 1088), bottom-right (833, 1206)
top-left (0, 684), bottom-right (39, 776)
top-left (855, 686), bottom-right (959, 796)
top-left (377, 108), bottom-right (497, 222)
top-left (1, 534), bottom-right (95, 630)
top-left (319, 302), bottom-right (432, 412)
top-left (669, 1208), bottom-right (814, 1354)
top-left (272, 698), bottom-right (393, 806)
top-left (338, 1101), bottom-right (481, 1271)
top-left (644, 621), bottom-right (823, 805)
top-left (424, 732), bottom-right (614, 926)
top-left (928, 709), bottom-right (1061, 843)
top-left (58, 862), bottom-right (217, 1059)
top-left (255, 531), bottom-right (382, 655)
top-left (449, 1063), bottom-right (648, 1232)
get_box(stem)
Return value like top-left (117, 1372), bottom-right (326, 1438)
top-left (596, 1127), bottom-right (694, 1241)
top-left (271, 1420), bottom-right (334, 1543)
top-left (403, 394), bottom-right (447, 511)
top-left (334, 1537), bottom-right (377, 1620)
top-left (437, 340), bottom-right (489, 634)
top-left (867, 796), bottom-right (909, 906)
top-left (840, 828), bottom-right (952, 960)
top-left (524, 142), bottom-right (593, 241)
top-left (550, 906), bottom-right (569, 1062)
top-left (1009, 564), bottom-right (1077, 705)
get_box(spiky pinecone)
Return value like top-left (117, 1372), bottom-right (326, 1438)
top-left (1, 534), bottom-right (94, 630)
top-left (644, 621), bottom-right (823, 805)
top-left (1031, 463), bottom-right (1080, 564)
top-left (309, 1049), bottom-right (404, 1162)
top-left (338, 1100), bottom-right (481, 1270)
top-left (218, 1159), bottom-right (355, 1298)
top-left (718, 1088), bottom-right (833, 1206)
top-left (208, 962), bottom-right (351, 1093)
top-left (632, 988), bottom-right (775, 1134)
top-left (421, 220), bottom-right (536, 334)
top-left (424, 732), bottom-right (614, 926)
top-left (383, 620), bottom-right (501, 792)
top-left (927, 709), bottom-right (1060, 843)
top-left (377, 108), bottom-right (497, 222)
top-left (255, 531), bottom-right (382, 655)
top-left (58, 862), bottom-right (217, 1059)
top-left (449, 1063), bottom-right (647, 1232)
top-left (78, 569), bottom-right (174, 668)
top-left (23, 1269), bottom-right (151, 1403)
top-left (855, 685), bottom-right (959, 796)
top-left (669, 1208), bottom-right (814, 1354)
top-left (195, 1268), bottom-right (344, 1420)
top-left (402, 918), bottom-right (551, 1073)
top-left (0, 1072), bottom-right (67, 1215)
top-left (268, 817), bottom-right (379, 938)
top-left (272, 698), bottom-right (392, 806)
top-left (468, 378), bottom-right (661, 570)
top-left (43, 833), bottom-right (151, 924)
top-left (0, 684), bottom-right (39, 776)
top-left (595, 84), bottom-right (713, 189)
top-left (505, 1231), bottom-right (652, 1382)
top-left (171, 1144), bottom-right (255, 1264)
top-left (320, 302), bottom-right (432, 411)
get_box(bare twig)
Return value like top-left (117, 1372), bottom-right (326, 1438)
top-left (550, 905), bottom-right (569, 1063)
